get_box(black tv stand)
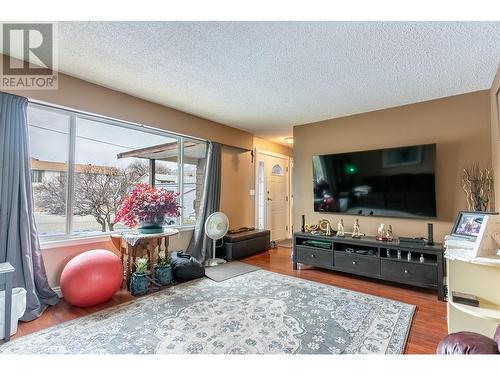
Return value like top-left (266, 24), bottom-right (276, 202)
top-left (292, 232), bottom-right (445, 300)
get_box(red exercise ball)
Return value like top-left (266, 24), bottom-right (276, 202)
top-left (60, 249), bottom-right (123, 307)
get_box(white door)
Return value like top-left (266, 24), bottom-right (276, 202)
top-left (259, 153), bottom-right (289, 241)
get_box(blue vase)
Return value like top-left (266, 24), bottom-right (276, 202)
top-left (155, 265), bottom-right (172, 286)
top-left (130, 273), bottom-right (149, 295)
top-left (138, 215), bottom-right (165, 234)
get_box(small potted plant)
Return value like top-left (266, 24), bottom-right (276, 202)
top-left (130, 258), bottom-right (149, 296)
top-left (115, 183), bottom-right (181, 234)
top-left (155, 252), bottom-right (172, 286)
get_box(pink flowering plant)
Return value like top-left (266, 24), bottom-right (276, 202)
top-left (115, 183), bottom-right (181, 228)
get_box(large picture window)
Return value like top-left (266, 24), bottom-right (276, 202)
top-left (28, 103), bottom-right (207, 241)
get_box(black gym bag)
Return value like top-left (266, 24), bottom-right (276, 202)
top-left (170, 251), bottom-right (205, 281)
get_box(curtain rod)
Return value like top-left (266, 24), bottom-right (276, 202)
top-left (220, 144), bottom-right (254, 162)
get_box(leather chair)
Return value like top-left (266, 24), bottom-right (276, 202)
top-left (437, 325), bottom-right (500, 354)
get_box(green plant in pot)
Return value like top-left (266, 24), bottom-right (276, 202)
top-left (155, 252), bottom-right (172, 286)
top-left (115, 183), bottom-right (181, 234)
top-left (130, 258), bottom-right (149, 295)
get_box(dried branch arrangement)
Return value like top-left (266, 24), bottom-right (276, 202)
top-left (461, 163), bottom-right (493, 212)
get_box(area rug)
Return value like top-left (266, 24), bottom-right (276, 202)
top-left (204, 261), bottom-right (260, 282)
top-left (0, 270), bottom-right (415, 354)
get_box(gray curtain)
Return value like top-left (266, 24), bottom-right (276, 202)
top-left (187, 141), bottom-right (221, 262)
top-left (0, 92), bottom-right (59, 321)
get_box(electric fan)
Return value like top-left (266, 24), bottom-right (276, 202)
top-left (204, 211), bottom-right (229, 267)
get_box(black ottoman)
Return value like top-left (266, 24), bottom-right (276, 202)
top-left (217, 230), bottom-right (271, 260)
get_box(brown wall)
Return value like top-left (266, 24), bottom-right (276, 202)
top-left (254, 136), bottom-right (293, 157)
top-left (490, 64), bottom-right (500, 207)
top-left (293, 90), bottom-right (492, 241)
top-left (221, 147), bottom-right (256, 229)
top-left (1, 64), bottom-right (253, 150)
top-left (42, 232), bottom-right (192, 287)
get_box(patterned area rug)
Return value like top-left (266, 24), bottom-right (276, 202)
top-left (0, 270), bottom-right (414, 354)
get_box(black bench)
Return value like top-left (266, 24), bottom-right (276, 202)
top-left (217, 230), bottom-right (271, 260)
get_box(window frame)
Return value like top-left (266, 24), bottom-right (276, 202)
top-left (28, 101), bottom-right (207, 243)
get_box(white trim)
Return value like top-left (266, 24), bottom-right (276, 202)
top-left (178, 138), bottom-right (184, 226)
top-left (40, 226), bottom-right (195, 250)
top-left (254, 149), bottom-right (292, 240)
top-left (65, 114), bottom-right (76, 235)
top-left (40, 234), bottom-right (113, 249)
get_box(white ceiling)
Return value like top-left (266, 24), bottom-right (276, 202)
top-left (23, 22), bottom-right (500, 144)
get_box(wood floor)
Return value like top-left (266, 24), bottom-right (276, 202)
top-left (8, 247), bottom-right (447, 354)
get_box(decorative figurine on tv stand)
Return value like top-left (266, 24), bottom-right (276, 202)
top-left (376, 223), bottom-right (386, 241)
top-left (325, 221), bottom-right (332, 236)
top-left (336, 218), bottom-right (345, 237)
top-left (376, 223), bottom-right (394, 241)
top-left (318, 219), bottom-right (332, 236)
top-left (351, 219), bottom-right (362, 238)
top-left (387, 225), bottom-right (394, 241)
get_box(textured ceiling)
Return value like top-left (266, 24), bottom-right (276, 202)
top-left (17, 22), bottom-right (500, 144)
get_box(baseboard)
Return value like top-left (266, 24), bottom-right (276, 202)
top-left (52, 286), bottom-right (63, 298)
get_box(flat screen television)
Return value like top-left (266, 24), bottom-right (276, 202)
top-left (313, 144), bottom-right (437, 218)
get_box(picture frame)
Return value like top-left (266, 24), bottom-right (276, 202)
top-left (450, 210), bottom-right (497, 240)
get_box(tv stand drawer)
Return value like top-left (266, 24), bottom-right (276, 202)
top-left (296, 246), bottom-right (333, 268)
top-left (334, 252), bottom-right (380, 276)
top-left (381, 259), bottom-right (436, 286)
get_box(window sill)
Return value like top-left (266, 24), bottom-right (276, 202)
top-left (40, 225), bottom-right (195, 250)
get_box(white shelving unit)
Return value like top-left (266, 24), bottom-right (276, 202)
top-left (445, 247), bottom-right (500, 338)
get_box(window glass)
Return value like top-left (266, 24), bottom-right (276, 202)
top-left (72, 117), bottom-right (177, 235)
top-left (29, 106), bottom-right (70, 238)
top-left (182, 141), bottom-right (207, 225)
top-left (271, 164), bottom-right (283, 176)
top-left (28, 103), bottom-right (203, 240)
top-left (155, 156), bottom-right (179, 226)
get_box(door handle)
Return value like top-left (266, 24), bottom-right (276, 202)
top-left (352, 261), bottom-right (357, 265)
top-left (267, 198), bottom-right (272, 201)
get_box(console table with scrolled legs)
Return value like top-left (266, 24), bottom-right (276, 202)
top-left (111, 229), bottom-right (179, 289)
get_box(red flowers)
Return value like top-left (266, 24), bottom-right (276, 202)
top-left (115, 183), bottom-right (181, 228)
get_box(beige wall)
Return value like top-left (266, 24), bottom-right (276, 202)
top-left (490, 64), bottom-right (500, 207)
top-left (1, 61), bottom-right (253, 150)
top-left (293, 91), bottom-right (492, 242)
top-left (220, 148), bottom-right (256, 229)
top-left (254, 136), bottom-right (293, 157)
top-left (43, 231), bottom-right (193, 287)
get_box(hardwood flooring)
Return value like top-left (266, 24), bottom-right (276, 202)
top-left (6, 247), bottom-right (447, 354)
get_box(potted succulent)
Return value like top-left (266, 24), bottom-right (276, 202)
top-left (130, 258), bottom-right (149, 296)
top-left (115, 183), bottom-right (181, 234)
top-left (155, 252), bottom-right (172, 286)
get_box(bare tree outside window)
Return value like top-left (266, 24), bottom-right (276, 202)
top-left (35, 160), bottom-right (149, 232)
